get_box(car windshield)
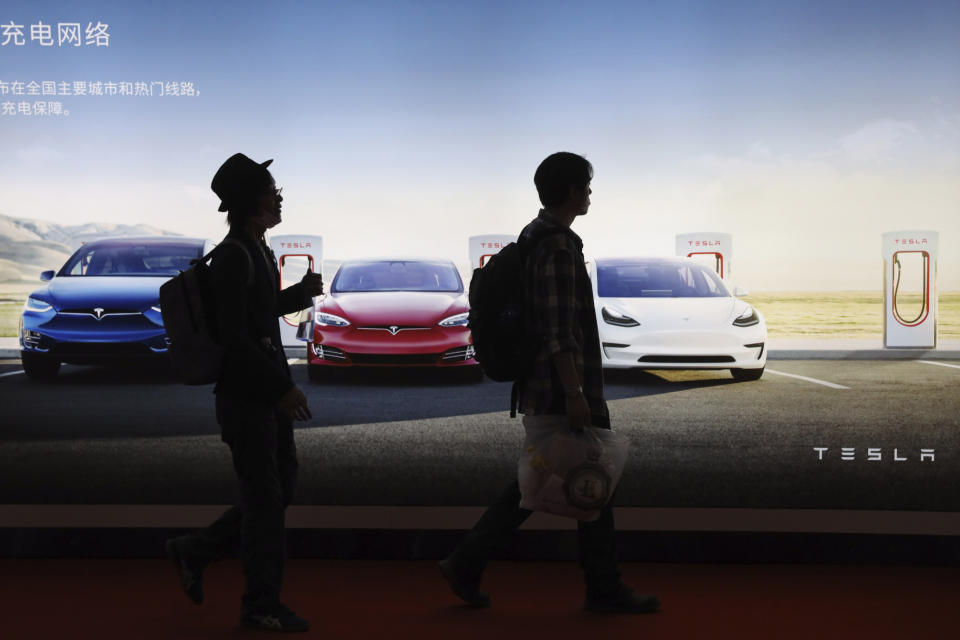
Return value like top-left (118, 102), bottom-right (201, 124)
top-left (332, 261), bottom-right (463, 293)
top-left (597, 260), bottom-right (729, 298)
top-left (58, 242), bottom-right (203, 277)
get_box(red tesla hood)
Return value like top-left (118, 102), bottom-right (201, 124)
top-left (323, 292), bottom-right (467, 325)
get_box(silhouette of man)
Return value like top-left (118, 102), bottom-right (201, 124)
top-left (165, 153), bottom-right (322, 632)
top-left (439, 152), bottom-right (660, 614)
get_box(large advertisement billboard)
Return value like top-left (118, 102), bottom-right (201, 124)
top-left (1, 0), bottom-right (959, 534)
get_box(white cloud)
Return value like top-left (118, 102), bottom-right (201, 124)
top-left (15, 146), bottom-right (65, 164)
top-left (838, 119), bottom-right (920, 161)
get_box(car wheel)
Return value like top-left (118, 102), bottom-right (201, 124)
top-left (22, 351), bottom-right (61, 381)
top-left (731, 367), bottom-right (764, 381)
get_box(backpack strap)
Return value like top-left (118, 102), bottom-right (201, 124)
top-left (517, 222), bottom-right (567, 267)
top-left (510, 380), bottom-right (520, 419)
top-left (194, 237), bottom-right (254, 287)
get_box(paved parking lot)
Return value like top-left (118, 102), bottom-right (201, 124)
top-left (0, 355), bottom-right (957, 511)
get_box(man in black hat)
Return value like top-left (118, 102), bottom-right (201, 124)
top-left (165, 153), bottom-right (323, 632)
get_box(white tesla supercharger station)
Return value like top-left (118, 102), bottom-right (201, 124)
top-left (469, 234), bottom-right (517, 269)
top-left (675, 232), bottom-right (732, 280)
top-left (882, 230), bottom-right (938, 349)
top-left (268, 234), bottom-right (324, 347)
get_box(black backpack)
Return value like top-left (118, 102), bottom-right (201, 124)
top-left (467, 226), bottom-right (561, 413)
top-left (160, 238), bottom-right (253, 385)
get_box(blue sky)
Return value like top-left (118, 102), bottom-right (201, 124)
top-left (2, 0), bottom-right (959, 289)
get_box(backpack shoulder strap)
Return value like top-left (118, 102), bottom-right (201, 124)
top-left (518, 224), bottom-right (567, 267)
top-left (197, 238), bottom-right (254, 287)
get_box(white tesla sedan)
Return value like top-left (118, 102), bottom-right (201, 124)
top-left (588, 257), bottom-right (766, 380)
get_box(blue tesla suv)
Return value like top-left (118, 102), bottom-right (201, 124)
top-left (19, 236), bottom-right (210, 380)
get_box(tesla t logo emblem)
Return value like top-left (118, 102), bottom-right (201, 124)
top-left (93, 308), bottom-right (105, 320)
top-left (388, 326), bottom-right (400, 335)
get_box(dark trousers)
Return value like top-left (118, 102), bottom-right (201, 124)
top-left (184, 394), bottom-right (298, 610)
top-left (449, 478), bottom-right (622, 596)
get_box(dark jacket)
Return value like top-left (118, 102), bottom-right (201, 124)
top-left (210, 230), bottom-right (312, 404)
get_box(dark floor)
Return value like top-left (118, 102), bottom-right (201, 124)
top-left (2, 558), bottom-right (957, 639)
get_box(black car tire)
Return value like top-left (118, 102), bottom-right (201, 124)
top-left (731, 367), bottom-right (764, 381)
top-left (22, 351), bottom-right (61, 381)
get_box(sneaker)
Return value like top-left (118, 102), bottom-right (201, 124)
top-left (164, 536), bottom-right (204, 605)
top-left (437, 557), bottom-right (491, 608)
top-left (241, 603), bottom-right (310, 632)
top-left (584, 584), bottom-right (660, 614)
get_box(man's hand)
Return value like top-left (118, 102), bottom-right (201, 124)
top-left (564, 388), bottom-right (591, 431)
top-left (278, 385), bottom-right (312, 422)
top-left (300, 270), bottom-right (324, 297)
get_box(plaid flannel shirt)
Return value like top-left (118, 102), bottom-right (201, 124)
top-left (518, 211), bottom-right (609, 426)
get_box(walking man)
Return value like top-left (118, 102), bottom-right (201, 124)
top-left (165, 153), bottom-right (323, 632)
top-left (439, 152), bottom-right (660, 614)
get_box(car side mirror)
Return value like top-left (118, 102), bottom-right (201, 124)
top-left (40, 270), bottom-right (55, 282)
top-left (732, 285), bottom-right (749, 297)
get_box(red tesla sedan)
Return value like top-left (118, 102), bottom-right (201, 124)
top-left (307, 258), bottom-right (480, 378)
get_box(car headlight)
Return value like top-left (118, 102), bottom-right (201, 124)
top-left (439, 312), bottom-right (469, 327)
top-left (315, 311), bottom-right (350, 327)
top-left (601, 306), bottom-right (640, 327)
top-left (733, 306), bottom-right (759, 327)
top-left (24, 296), bottom-right (53, 312)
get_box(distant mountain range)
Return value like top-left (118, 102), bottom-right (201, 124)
top-left (0, 213), bottom-right (181, 283)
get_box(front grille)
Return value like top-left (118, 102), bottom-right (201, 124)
top-left (441, 345), bottom-right (475, 362)
top-left (50, 342), bottom-right (154, 357)
top-left (347, 352), bottom-right (440, 365)
top-left (47, 313), bottom-right (157, 332)
top-left (59, 309), bottom-right (142, 318)
top-left (356, 326), bottom-right (431, 334)
top-left (638, 355), bottom-right (736, 363)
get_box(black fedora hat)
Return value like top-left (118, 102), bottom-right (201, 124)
top-left (211, 153), bottom-right (274, 212)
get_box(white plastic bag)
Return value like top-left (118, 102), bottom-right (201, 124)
top-left (517, 416), bottom-right (629, 521)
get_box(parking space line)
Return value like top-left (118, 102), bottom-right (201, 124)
top-left (0, 370), bottom-right (24, 378)
top-left (287, 358), bottom-right (307, 365)
top-left (915, 360), bottom-right (960, 370)
top-left (765, 368), bottom-right (849, 389)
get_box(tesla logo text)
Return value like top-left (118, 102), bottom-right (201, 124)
top-left (893, 238), bottom-right (928, 245)
top-left (280, 242), bottom-right (312, 249)
top-left (93, 307), bottom-right (104, 320)
top-left (480, 242), bottom-right (504, 249)
top-left (687, 240), bottom-right (721, 247)
top-left (812, 447), bottom-right (935, 462)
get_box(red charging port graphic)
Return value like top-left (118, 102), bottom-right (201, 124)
top-left (891, 250), bottom-right (930, 327)
top-left (687, 252), bottom-right (724, 279)
top-left (279, 253), bottom-right (316, 326)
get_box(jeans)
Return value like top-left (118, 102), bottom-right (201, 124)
top-left (183, 394), bottom-right (298, 611)
top-left (448, 414), bottom-right (622, 596)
